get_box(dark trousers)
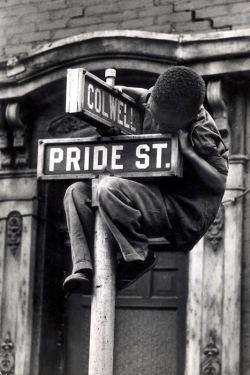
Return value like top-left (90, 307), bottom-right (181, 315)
top-left (64, 177), bottom-right (172, 273)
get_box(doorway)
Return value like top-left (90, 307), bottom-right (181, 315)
top-left (36, 69), bottom-right (189, 375)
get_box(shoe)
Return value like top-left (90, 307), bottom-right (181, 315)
top-left (63, 272), bottom-right (92, 295)
top-left (116, 251), bottom-right (157, 291)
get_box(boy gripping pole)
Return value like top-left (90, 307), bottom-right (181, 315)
top-left (63, 66), bottom-right (228, 297)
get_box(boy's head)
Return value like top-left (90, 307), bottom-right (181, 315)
top-left (149, 66), bottom-right (206, 133)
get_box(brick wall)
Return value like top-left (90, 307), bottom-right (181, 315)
top-left (0, 0), bottom-right (249, 60)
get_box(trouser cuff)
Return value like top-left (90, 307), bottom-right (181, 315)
top-left (73, 261), bottom-right (93, 274)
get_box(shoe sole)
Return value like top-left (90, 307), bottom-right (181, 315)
top-left (116, 254), bottom-right (158, 291)
top-left (63, 275), bottom-right (92, 295)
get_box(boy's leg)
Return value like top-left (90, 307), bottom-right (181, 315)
top-left (97, 176), bottom-right (172, 262)
top-left (63, 181), bottom-right (94, 293)
top-left (97, 176), bottom-right (172, 289)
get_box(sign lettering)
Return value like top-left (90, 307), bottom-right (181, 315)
top-left (66, 69), bottom-right (143, 135)
top-left (37, 135), bottom-right (182, 180)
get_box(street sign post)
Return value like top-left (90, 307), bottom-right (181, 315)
top-left (37, 134), bottom-right (182, 181)
top-left (66, 68), bottom-right (143, 135)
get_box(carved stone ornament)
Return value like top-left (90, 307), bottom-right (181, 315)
top-left (0, 103), bottom-right (11, 168)
top-left (207, 80), bottom-right (231, 148)
top-left (48, 113), bottom-right (96, 137)
top-left (0, 103), bottom-right (8, 149)
top-left (6, 211), bottom-right (22, 256)
top-left (0, 333), bottom-right (15, 375)
top-left (0, 102), bottom-right (29, 169)
top-left (206, 205), bottom-right (224, 251)
top-left (201, 331), bottom-right (220, 375)
top-left (6, 103), bottom-right (28, 167)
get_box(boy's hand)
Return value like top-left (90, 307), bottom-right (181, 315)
top-left (114, 85), bottom-right (123, 93)
top-left (178, 129), bottom-right (194, 157)
top-left (114, 86), bottom-right (148, 101)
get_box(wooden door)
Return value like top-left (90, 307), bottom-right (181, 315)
top-left (64, 242), bottom-right (188, 375)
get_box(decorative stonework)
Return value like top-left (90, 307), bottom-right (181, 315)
top-left (0, 333), bottom-right (15, 375)
top-left (206, 205), bottom-right (224, 251)
top-left (201, 331), bottom-right (220, 375)
top-left (0, 103), bottom-right (8, 149)
top-left (57, 322), bottom-right (64, 348)
top-left (48, 114), bottom-right (95, 137)
top-left (0, 102), bottom-right (29, 169)
top-left (207, 80), bottom-right (231, 148)
top-left (6, 211), bottom-right (22, 256)
top-left (5, 103), bottom-right (28, 167)
top-left (0, 103), bottom-right (11, 168)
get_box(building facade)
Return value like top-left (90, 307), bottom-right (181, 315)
top-left (0, 1), bottom-right (250, 375)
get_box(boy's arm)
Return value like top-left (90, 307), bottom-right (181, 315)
top-left (115, 86), bottom-right (148, 101)
top-left (97, 86), bottom-right (148, 136)
top-left (179, 130), bottom-right (227, 194)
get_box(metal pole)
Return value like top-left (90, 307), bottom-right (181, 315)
top-left (88, 69), bottom-right (117, 375)
top-left (88, 209), bottom-right (116, 375)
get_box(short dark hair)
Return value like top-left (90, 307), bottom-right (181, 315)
top-left (151, 66), bottom-right (206, 118)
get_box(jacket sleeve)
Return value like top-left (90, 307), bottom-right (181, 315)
top-left (138, 86), bottom-right (153, 104)
top-left (191, 113), bottom-right (229, 176)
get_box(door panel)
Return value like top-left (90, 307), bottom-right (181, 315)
top-left (114, 309), bottom-right (177, 375)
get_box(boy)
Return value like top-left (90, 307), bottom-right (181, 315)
top-left (63, 66), bottom-right (228, 294)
